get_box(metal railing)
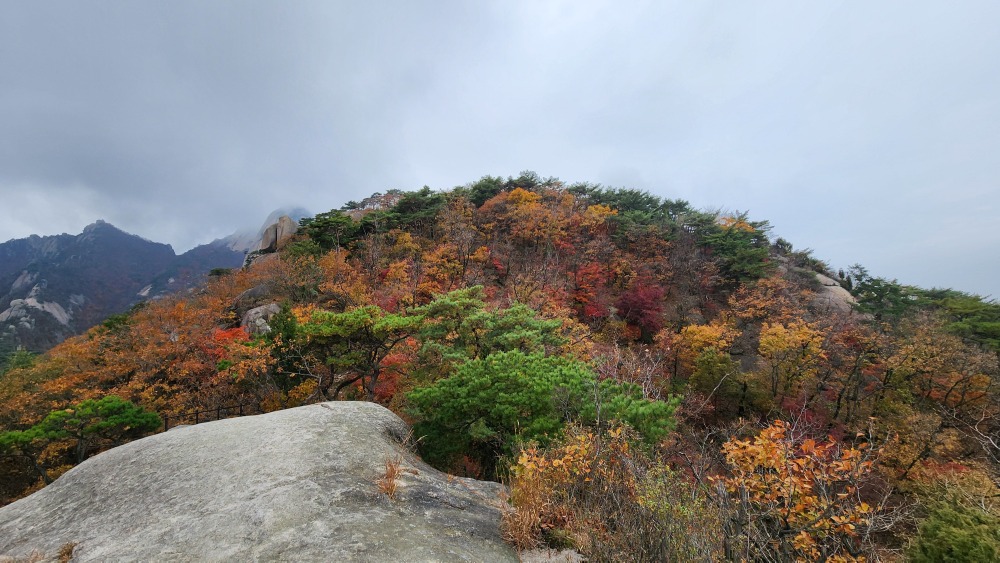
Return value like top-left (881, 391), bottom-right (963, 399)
top-left (162, 402), bottom-right (263, 431)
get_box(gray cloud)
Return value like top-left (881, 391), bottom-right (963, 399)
top-left (1, 1), bottom-right (997, 296)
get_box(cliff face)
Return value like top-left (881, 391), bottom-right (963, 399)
top-left (0, 402), bottom-right (516, 562)
top-left (223, 206), bottom-right (310, 253)
top-left (0, 221), bottom-right (244, 355)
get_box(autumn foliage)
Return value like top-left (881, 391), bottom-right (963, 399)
top-left (1, 173), bottom-right (998, 561)
top-left (504, 425), bottom-right (725, 561)
top-left (714, 420), bottom-right (879, 561)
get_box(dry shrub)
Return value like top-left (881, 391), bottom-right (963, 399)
top-left (58, 542), bottom-right (77, 563)
top-left (500, 462), bottom-right (546, 549)
top-left (0, 541), bottom-right (76, 563)
top-left (376, 454), bottom-right (405, 499)
top-left (503, 424), bottom-right (726, 562)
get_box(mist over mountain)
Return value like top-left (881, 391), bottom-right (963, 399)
top-left (221, 207), bottom-right (311, 253)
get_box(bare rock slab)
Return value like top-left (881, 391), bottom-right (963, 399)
top-left (812, 272), bottom-right (858, 313)
top-left (0, 402), bottom-right (517, 562)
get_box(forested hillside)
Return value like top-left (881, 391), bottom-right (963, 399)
top-left (0, 220), bottom-right (246, 360)
top-left (2, 173), bottom-right (999, 561)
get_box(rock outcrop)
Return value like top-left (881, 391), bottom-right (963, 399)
top-left (241, 302), bottom-right (283, 334)
top-left (242, 215), bottom-right (299, 268)
top-left (812, 272), bottom-right (857, 313)
top-left (258, 215), bottom-right (299, 253)
top-left (223, 207), bottom-right (310, 254)
top-left (231, 284), bottom-right (275, 318)
top-left (0, 402), bottom-right (516, 562)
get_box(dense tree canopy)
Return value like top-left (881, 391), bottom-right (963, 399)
top-left (1, 172), bottom-right (997, 560)
top-left (407, 350), bottom-right (678, 477)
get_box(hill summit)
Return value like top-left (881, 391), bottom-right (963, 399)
top-left (2, 174), bottom-right (998, 560)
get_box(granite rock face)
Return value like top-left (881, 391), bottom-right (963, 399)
top-left (242, 215), bottom-right (300, 268)
top-left (258, 215), bottom-right (299, 253)
top-left (812, 272), bottom-right (858, 313)
top-left (231, 284), bottom-right (274, 318)
top-left (0, 402), bottom-right (516, 562)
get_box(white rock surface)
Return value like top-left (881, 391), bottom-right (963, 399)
top-left (0, 296), bottom-right (72, 326)
top-left (812, 272), bottom-right (857, 313)
top-left (0, 402), bottom-right (516, 562)
top-left (241, 302), bottom-right (283, 334)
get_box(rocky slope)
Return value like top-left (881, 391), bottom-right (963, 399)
top-left (0, 221), bottom-right (247, 356)
top-left (0, 209), bottom-right (311, 358)
top-left (0, 402), bottom-right (516, 562)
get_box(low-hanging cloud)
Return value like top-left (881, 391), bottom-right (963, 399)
top-left (1, 1), bottom-right (997, 296)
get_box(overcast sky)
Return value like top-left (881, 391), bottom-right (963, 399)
top-left (1, 1), bottom-right (997, 297)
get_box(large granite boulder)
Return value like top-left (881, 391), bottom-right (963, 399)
top-left (258, 215), bottom-right (298, 253)
top-left (0, 402), bottom-right (517, 562)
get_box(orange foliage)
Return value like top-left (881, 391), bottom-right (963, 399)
top-left (571, 262), bottom-right (612, 320)
top-left (728, 275), bottom-right (802, 324)
top-left (718, 215), bottom-right (757, 233)
top-left (715, 420), bottom-right (879, 561)
top-left (316, 249), bottom-right (371, 309)
top-left (418, 243), bottom-right (465, 300)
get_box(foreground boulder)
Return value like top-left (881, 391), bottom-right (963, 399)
top-left (0, 402), bottom-right (516, 562)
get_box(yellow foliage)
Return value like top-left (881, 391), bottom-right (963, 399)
top-left (675, 320), bottom-right (738, 375)
top-left (506, 187), bottom-right (542, 206)
top-left (505, 425), bottom-right (725, 559)
top-left (719, 215), bottom-right (756, 233)
top-left (291, 304), bottom-right (317, 325)
top-left (885, 317), bottom-right (996, 410)
top-left (419, 244), bottom-right (465, 297)
top-left (728, 276), bottom-right (801, 324)
top-left (757, 320), bottom-right (826, 399)
top-left (317, 250), bottom-right (371, 306)
top-left (383, 259), bottom-right (411, 286)
top-left (758, 320), bottom-right (825, 360)
top-left (581, 204), bottom-right (617, 232)
top-left (715, 420), bottom-right (878, 561)
top-left (504, 428), bottom-right (619, 550)
top-left (386, 230), bottom-right (420, 259)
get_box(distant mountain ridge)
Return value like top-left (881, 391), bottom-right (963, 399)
top-left (0, 220), bottom-right (250, 355)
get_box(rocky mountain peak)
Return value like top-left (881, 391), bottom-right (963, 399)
top-left (81, 219), bottom-right (109, 232)
top-left (0, 209), bottom-right (313, 357)
top-left (0, 221), bottom-right (244, 356)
